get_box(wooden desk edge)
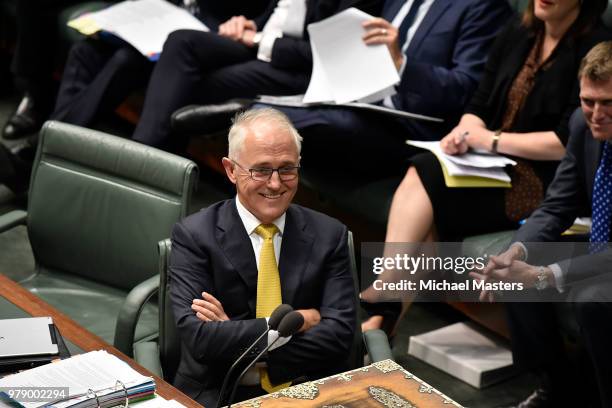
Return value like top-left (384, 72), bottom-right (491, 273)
top-left (0, 274), bottom-right (202, 408)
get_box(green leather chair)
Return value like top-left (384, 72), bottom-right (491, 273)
top-left (116, 232), bottom-right (393, 382)
top-left (0, 121), bottom-right (198, 345)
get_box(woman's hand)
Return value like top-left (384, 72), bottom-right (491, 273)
top-left (441, 123), bottom-right (493, 155)
top-left (362, 18), bottom-right (403, 71)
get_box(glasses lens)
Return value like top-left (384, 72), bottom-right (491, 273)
top-left (250, 169), bottom-right (272, 181)
top-left (279, 167), bottom-right (299, 181)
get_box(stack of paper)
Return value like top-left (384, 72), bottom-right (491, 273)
top-left (0, 350), bottom-right (155, 408)
top-left (68, 0), bottom-right (209, 60)
top-left (408, 322), bottom-right (516, 388)
top-left (406, 140), bottom-right (516, 188)
top-left (562, 217), bottom-right (592, 235)
top-left (303, 8), bottom-right (400, 104)
top-left (257, 94), bottom-right (443, 122)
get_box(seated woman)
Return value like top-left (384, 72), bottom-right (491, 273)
top-left (361, 0), bottom-right (611, 333)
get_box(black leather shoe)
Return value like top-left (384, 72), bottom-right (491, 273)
top-left (2, 95), bottom-right (42, 140)
top-left (0, 141), bottom-right (34, 194)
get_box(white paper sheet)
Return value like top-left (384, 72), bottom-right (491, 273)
top-left (68, 0), bottom-right (208, 59)
top-left (303, 8), bottom-right (400, 104)
top-left (406, 140), bottom-right (514, 182)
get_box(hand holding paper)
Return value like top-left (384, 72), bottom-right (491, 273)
top-left (303, 8), bottom-right (400, 104)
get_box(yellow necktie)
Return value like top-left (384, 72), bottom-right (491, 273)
top-left (254, 224), bottom-right (290, 393)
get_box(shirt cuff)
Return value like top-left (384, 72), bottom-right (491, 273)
top-left (265, 316), bottom-right (291, 350)
top-left (257, 30), bottom-right (282, 62)
top-left (268, 329), bottom-right (291, 351)
top-left (548, 263), bottom-right (565, 293)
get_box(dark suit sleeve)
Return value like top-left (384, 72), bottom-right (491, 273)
top-left (396, 0), bottom-right (512, 117)
top-left (557, 249), bottom-right (612, 287)
top-left (254, 0), bottom-right (281, 29)
top-left (169, 221), bottom-right (268, 364)
top-left (513, 109), bottom-right (588, 245)
top-left (267, 225), bottom-right (356, 383)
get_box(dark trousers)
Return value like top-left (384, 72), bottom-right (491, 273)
top-left (51, 38), bottom-right (152, 127)
top-left (507, 284), bottom-right (612, 407)
top-left (11, 0), bottom-right (82, 110)
top-left (132, 29), bottom-right (310, 149)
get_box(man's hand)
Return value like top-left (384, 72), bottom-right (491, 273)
top-left (296, 308), bottom-right (321, 332)
top-left (192, 292), bottom-right (229, 321)
top-left (362, 18), bottom-right (403, 71)
top-left (218, 15), bottom-right (257, 42)
top-left (468, 245), bottom-right (524, 301)
top-left (240, 29), bottom-right (257, 48)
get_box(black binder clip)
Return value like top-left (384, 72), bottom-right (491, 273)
top-left (87, 389), bottom-right (101, 408)
top-left (115, 380), bottom-right (129, 408)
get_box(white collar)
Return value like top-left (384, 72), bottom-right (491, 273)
top-left (235, 196), bottom-right (286, 236)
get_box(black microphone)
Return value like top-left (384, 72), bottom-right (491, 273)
top-left (215, 304), bottom-right (293, 408)
top-left (226, 311), bottom-right (305, 407)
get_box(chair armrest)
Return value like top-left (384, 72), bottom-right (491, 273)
top-left (363, 329), bottom-right (393, 363)
top-left (133, 341), bottom-right (163, 377)
top-left (114, 274), bottom-right (160, 357)
top-left (170, 99), bottom-right (252, 138)
top-left (0, 210), bottom-right (27, 233)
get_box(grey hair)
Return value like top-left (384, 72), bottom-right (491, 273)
top-left (227, 107), bottom-right (303, 160)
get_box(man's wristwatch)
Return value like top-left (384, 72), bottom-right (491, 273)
top-left (534, 266), bottom-right (549, 291)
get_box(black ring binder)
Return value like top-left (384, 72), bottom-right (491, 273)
top-left (115, 380), bottom-right (129, 408)
top-left (87, 389), bottom-right (101, 408)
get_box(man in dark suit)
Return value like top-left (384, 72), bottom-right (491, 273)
top-left (472, 41), bottom-right (612, 408)
top-left (131, 0), bottom-right (382, 149)
top-left (169, 107), bottom-right (356, 407)
top-left (272, 0), bottom-right (512, 173)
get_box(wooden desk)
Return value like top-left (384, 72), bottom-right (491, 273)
top-left (235, 360), bottom-right (463, 408)
top-left (0, 274), bottom-right (202, 408)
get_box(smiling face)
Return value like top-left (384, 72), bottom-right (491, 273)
top-left (581, 76), bottom-right (612, 141)
top-left (222, 120), bottom-right (299, 223)
top-left (534, 0), bottom-right (580, 25)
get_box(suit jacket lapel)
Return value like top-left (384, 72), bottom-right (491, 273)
top-left (216, 200), bottom-right (259, 315)
top-left (405, 0), bottom-right (451, 57)
top-left (278, 206), bottom-right (315, 306)
top-left (585, 130), bottom-right (602, 200)
top-left (382, 0), bottom-right (406, 22)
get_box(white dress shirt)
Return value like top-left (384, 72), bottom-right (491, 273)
top-left (258, 0), bottom-right (308, 62)
top-left (383, 0), bottom-right (436, 109)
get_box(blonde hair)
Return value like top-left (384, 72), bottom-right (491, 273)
top-left (579, 41), bottom-right (612, 82)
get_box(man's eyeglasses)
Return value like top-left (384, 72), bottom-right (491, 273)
top-left (231, 159), bottom-right (300, 182)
